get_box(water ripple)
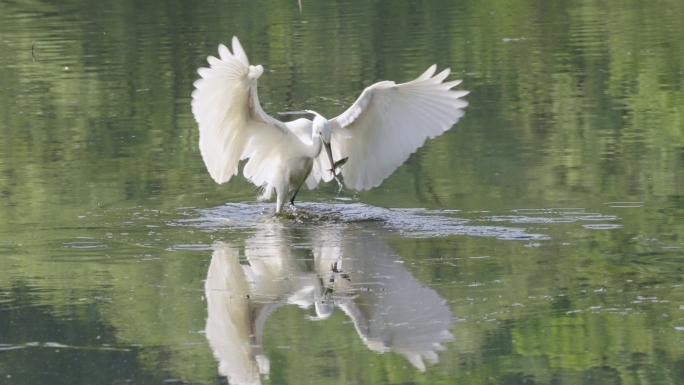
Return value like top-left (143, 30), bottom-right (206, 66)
top-left (62, 241), bottom-right (108, 249)
top-left (485, 208), bottom-right (619, 224)
top-left (175, 202), bottom-right (550, 241)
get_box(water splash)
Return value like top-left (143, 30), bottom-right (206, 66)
top-left (175, 202), bottom-right (550, 241)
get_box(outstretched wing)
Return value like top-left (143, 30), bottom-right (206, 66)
top-left (192, 36), bottom-right (290, 184)
top-left (328, 65), bottom-right (469, 191)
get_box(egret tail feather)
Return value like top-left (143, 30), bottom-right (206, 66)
top-left (257, 184), bottom-right (274, 201)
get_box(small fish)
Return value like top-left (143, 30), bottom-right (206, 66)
top-left (328, 157), bottom-right (348, 174)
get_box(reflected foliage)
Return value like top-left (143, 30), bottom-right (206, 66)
top-left (0, 286), bottom-right (167, 384)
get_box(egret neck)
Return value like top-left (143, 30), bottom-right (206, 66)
top-left (311, 113), bottom-right (335, 172)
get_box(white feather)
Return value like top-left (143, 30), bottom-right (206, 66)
top-left (327, 67), bottom-right (469, 191)
top-left (193, 37), bottom-right (468, 210)
top-left (192, 37), bottom-right (322, 212)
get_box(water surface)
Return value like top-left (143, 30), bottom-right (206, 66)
top-left (1, 0), bottom-right (684, 384)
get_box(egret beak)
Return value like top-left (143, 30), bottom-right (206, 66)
top-left (322, 140), bottom-right (344, 193)
top-left (324, 140), bottom-right (335, 174)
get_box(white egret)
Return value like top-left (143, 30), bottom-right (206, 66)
top-left (192, 36), bottom-right (469, 213)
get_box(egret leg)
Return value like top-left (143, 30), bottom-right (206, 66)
top-left (289, 186), bottom-right (301, 206)
top-left (276, 197), bottom-right (285, 214)
top-left (275, 193), bottom-right (285, 213)
top-left (274, 179), bottom-right (288, 213)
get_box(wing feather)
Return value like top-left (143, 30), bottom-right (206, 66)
top-left (328, 66), bottom-right (469, 191)
top-left (229, 37), bottom-right (250, 67)
top-left (414, 64), bottom-right (437, 82)
top-left (191, 37), bottom-right (289, 185)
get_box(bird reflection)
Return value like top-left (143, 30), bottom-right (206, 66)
top-left (204, 223), bottom-right (453, 384)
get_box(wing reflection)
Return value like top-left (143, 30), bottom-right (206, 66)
top-left (205, 223), bottom-right (453, 384)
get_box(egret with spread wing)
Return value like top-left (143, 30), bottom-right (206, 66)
top-left (192, 36), bottom-right (469, 213)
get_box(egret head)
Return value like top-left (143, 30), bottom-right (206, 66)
top-left (278, 110), bottom-right (335, 170)
top-left (312, 114), bottom-right (332, 144)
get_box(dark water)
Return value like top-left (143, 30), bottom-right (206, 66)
top-left (1, 0), bottom-right (684, 384)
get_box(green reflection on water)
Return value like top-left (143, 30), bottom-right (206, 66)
top-left (1, 0), bottom-right (684, 384)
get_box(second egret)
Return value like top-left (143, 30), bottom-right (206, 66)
top-left (191, 37), bottom-right (469, 212)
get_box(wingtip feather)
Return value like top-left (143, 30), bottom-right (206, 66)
top-left (432, 68), bottom-right (451, 83)
top-left (416, 64), bottom-right (437, 81)
top-left (443, 79), bottom-right (463, 89)
top-left (218, 44), bottom-right (232, 61)
top-left (231, 36), bottom-right (250, 66)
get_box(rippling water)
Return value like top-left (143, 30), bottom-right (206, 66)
top-left (1, 0), bottom-right (684, 384)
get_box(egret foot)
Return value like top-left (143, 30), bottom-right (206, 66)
top-left (288, 202), bottom-right (298, 212)
top-left (289, 186), bottom-right (301, 206)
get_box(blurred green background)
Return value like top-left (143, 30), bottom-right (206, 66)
top-left (1, 0), bottom-right (683, 384)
